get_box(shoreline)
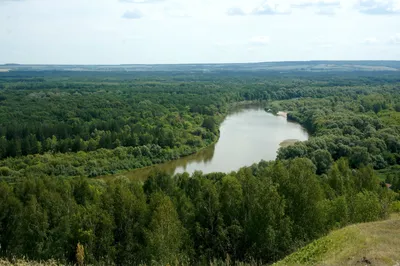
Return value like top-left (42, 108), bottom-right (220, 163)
top-left (97, 101), bottom-right (268, 181)
top-left (97, 104), bottom-right (306, 182)
top-left (97, 138), bottom-right (219, 181)
top-left (279, 139), bottom-right (300, 148)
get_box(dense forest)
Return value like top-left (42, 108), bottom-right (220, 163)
top-left (0, 70), bottom-right (399, 265)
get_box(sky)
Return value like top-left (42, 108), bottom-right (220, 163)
top-left (1, 0), bottom-right (400, 64)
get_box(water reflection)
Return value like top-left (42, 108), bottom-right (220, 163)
top-left (100, 104), bottom-right (308, 181)
top-left (176, 143), bottom-right (216, 172)
top-left (102, 144), bottom-right (216, 181)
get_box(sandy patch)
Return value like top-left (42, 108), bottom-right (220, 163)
top-left (279, 139), bottom-right (300, 147)
top-left (277, 111), bottom-right (287, 118)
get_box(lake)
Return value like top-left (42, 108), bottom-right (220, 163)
top-left (101, 105), bottom-right (309, 181)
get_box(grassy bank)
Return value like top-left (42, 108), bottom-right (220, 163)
top-left (274, 214), bottom-right (400, 266)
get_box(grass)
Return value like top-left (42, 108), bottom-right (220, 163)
top-left (274, 214), bottom-right (400, 266)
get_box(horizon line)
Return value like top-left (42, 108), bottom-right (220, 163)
top-left (2, 60), bottom-right (400, 66)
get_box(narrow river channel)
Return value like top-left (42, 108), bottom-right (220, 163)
top-left (102, 105), bottom-right (309, 181)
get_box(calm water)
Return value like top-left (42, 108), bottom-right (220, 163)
top-left (101, 105), bottom-right (308, 181)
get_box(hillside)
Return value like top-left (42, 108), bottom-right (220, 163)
top-left (274, 214), bottom-right (400, 266)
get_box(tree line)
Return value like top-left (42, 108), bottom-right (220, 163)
top-left (272, 91), bottom-right (400, 188)
top-left (0, 157), bottom-right (394, 265)
top-left (0, 71), bottom-right (399, 180)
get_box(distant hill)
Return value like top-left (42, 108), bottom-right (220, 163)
top-left (274, 214), bottom-right (400, 266)
top-left (1, 61), bottom-right (400, 72)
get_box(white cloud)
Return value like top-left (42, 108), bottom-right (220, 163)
top-left (226, 7), bottom-right (246, 16)
top-left (357, 0), bottom-right (400, 15)
top-left (1, 0), bottom-right (400, 64)
top-left (122, 9), bottom-right (143, 19)
top-left (293, 0), bottom-right (341, 8)
top-left (252, 2), bottom-right (291, 15)
top-left (291, 0), bottom-right (340, 15)
top-left (249, 36), bottom-right (270, 45)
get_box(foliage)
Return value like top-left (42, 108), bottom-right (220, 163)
top-left (0, 71), bottom-right (399, 179)
top-left (0, 70), bottom-right (399, 265)
top-left (0, 159), bottom-right (393, 265)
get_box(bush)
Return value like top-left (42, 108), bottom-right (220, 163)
top-left (0, 167), bottom-right (11, 176)
top-left (391, 201), bottom-right (400, 213)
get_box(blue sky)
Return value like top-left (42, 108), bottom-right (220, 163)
top-left (1, 0), bottom-right (400, 64)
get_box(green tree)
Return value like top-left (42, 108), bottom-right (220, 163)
top-left (0, 182), bottom-right (22, 256)
top-left (220, 175), bottom-right (243, 225)
top-left (353, 165), bottom-right (379, 192)
top-left (202, 116), bottom-right (217, 133)
top-left (310, 149), bottom-right (333, 175)
top-left (108, 178), bottom-right (147, 265)
top-left (276, 158), bottom-right (324, 241)
top-left (15, 195), bottom-right (49, 259)
top-left (146, 193), bottom-right (185, 264)
top-left (349, 146), bottom-right (370, 168)
top-left (351, 191), bottom-right (381, 223)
